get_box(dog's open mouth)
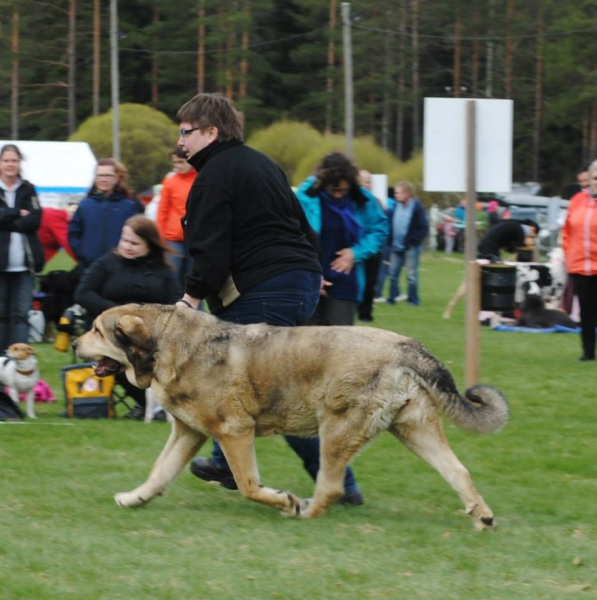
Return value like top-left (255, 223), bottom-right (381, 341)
top-left (94, 357), bottom-right (123, 377)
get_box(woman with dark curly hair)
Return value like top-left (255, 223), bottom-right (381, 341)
top-left (295, 152), bottom-right (388, 326)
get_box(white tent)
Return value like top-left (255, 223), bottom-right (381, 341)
top-left (0, 140), bottom-right (97, 208)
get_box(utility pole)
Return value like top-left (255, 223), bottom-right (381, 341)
top-left (11, 10), bottom-right (19, 140)
top-left (341, 2), bottom-right (354, 158)
top-left (110, 0), bottom-right (121, 160)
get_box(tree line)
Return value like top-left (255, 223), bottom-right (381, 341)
top-left (1, 0), bottom-right (596, 194)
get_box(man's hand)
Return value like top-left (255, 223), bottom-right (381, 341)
top-left (320, 279), bottom-right (333, 296)
top-left (176, 294), bottom-right (201, 309)
top-left (330, 248), bottom-right (355, 274)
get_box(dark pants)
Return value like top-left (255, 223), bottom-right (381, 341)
top-left (0, 271), bottom-right (35, 352)
top-left (209, 269), bottom-right (360, 496)
top-left (571, 274), bottom-right (597, 359)
top-left (358, 252), bottom-right (382, 321)
top-left (116, 372), bottom-right (147, 407)
top-left (308, 295), bottom-right (356, 326)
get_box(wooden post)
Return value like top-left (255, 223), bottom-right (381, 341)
top-left (465, 100), bottom-right (480, 387)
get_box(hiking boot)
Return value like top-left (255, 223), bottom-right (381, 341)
top-left (338, 492), bottom-right (364, 506)
top-left (124, 405), bottom-right (144, 420)
top-left (189, 457), bottom-right (238, 490)
top-left (152, 409), bottom-right (168, 422)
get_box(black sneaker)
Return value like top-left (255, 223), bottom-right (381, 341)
top-left (189, 457), bottom-right (237, 490)
top-left (124, 405), bottom-right (144, 420)
top-left (338, 492), bottom-right (364, 506)
top-left (152, 409), bottom-right (167, 422)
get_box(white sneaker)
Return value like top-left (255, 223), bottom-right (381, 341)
top-left (373, 297), bottom-right (385, 303)
top-left (397, 294), bottom-right (408, 302)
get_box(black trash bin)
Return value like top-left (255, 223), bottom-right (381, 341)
top-left (480, 264), bottom-right (517, 312)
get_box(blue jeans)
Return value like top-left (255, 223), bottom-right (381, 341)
top-left (374, 245), bottom-right (391, 297)
top-left (166, 240), bottom-right (192, 288)
top-left (209, 269), bottom-right (360, 496)
top-left (388, 246), bottom-right (422, 305)
top-left (0, 270), bottom-right (35, 351)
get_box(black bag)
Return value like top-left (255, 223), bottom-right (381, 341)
top-left (61, 363), bottom-right (115, 419)
top-left (0, 390), bottom-right (23, 421)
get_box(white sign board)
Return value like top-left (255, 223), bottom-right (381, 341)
top-left (370, 174), bottom-right (388, 209)
top-left (423, 98), bottom-right (513, 193)
top-left (0, 140), bottom-right (97, 207)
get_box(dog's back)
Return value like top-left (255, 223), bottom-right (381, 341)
top-left (518, 294), bottom-right (578, 329)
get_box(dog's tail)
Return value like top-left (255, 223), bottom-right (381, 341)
top-left (439, 383), bottom-right (509, 434)
top-left (402, 342), bottom-right (509, 434)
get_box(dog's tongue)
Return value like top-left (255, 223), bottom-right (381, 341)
top-left (94, 357), bottom-right (121, 377)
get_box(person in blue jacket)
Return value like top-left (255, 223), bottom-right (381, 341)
top-left (68, 158), bottom-right (142, 269)
top-left (295, 152), bottom-right (388, 326)
top-left (293, 152), bottom-right (387, 504)
top-left (386, 181), bottom-right (428, 306)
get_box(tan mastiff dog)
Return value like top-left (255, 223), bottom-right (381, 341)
top-left (74, 304), bottom-right (509, 529)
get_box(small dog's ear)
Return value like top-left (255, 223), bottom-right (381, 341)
top-left (26, 345), bottom-right (35, 355)
top-left (116, 315), bottom-right (153, 351)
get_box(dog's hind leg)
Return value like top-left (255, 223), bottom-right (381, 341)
top-left (390, 420), bottom-right (495, 530)
top-left (300, 420), bottom-right (366, 519)
top-left (218, 433), bottom-right (303, 517)
top-left (443, 280), bottom-right (466, 319)
top-left (114, 418), bottom-right (207, 508)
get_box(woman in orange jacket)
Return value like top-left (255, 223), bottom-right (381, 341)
top-left (156, 147), bottom-right (196, 286)
top-left (562, 159), bottom-right (597, 361)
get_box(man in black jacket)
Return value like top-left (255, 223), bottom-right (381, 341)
top-left (477, 219), bottom-right (539, 262)
top-left (175, 93), bottom-right (363, 505)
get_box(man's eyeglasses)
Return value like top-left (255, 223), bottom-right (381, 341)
top-left (179, 127), bottom-right (201, 138)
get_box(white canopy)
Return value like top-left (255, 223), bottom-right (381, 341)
top-left (0, 140), bottom-right (97, 208)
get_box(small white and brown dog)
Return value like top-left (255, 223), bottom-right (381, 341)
top-left (0, 343), bottom-right (40, 419)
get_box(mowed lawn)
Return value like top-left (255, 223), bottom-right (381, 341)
top-left (1, 251), bottom-right (595, 600)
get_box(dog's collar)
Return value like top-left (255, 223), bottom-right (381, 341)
top-left (16, 368), bottom-right (36, 376)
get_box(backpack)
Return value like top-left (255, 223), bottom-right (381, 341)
top-left (62, 363), bottom-right (115, 419)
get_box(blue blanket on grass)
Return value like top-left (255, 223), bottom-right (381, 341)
top-left (492, 324), bottom-right (581, 334)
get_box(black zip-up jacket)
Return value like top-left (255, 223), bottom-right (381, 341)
top-left (75, 252), bottom-right (181, 320)
top-left (183, 140), bottom-right (322, 314)
top-left (0, 180), bottom-right (45, 273)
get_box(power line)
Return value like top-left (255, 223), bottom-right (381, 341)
top-left (351, 22), bottom-right (597, 42)
top-left (119, 30), bottom-right (323, 56)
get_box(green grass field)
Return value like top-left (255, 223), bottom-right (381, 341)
top-left (1, 251), bottom-right (596, 599)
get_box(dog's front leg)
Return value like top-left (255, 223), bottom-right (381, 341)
top-left (114, 418), bottom-right (207, 508)
top-left (25, 390), bottom-right (36, 419)
top-left (219, 433), bottom-right (304, 517)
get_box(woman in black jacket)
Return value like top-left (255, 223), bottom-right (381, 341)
top-left (0, 144), bottom-right (44, 351)
top-left (75, 215), bottom-right (180, 419)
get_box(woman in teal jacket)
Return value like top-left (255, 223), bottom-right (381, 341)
top-left (295, 152), bottom-right (388, 326)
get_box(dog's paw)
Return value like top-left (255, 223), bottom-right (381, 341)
top-left (279, 493), bottom-right (304, 518)
top-left (467, 503), bottom-right (496, 531)
top-left (114, 491), bottom-right (146, 508)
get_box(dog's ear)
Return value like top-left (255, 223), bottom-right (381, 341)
top-left (116, 315), bottom-right (153, 352)
top-left (115, 314), bottom-right (155, 389)
top-left (25, 345), bottom-right (35, 356)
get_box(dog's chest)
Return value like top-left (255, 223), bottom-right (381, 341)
top-left (1, 360), bottom-right (38, 391)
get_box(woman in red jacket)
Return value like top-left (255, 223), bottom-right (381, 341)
top-left (562, 159), bottom-right (597, 361)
